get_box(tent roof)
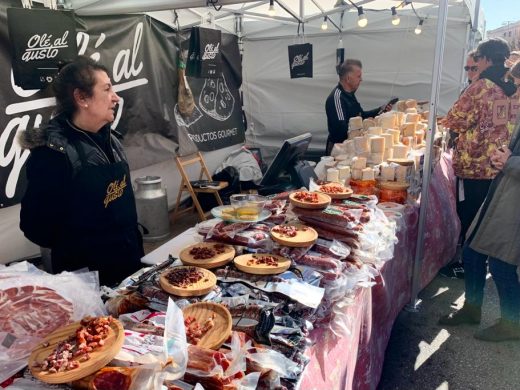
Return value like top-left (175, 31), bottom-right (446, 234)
top-left (39, 0), bottom-right (483, 39)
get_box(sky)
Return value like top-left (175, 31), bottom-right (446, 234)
top-left (480, 0), bottom-right (520, 31)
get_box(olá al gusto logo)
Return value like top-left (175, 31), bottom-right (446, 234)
top-left (202, 43), bottom-right (220, 60)
top-left (291, 52), bottom-right (309, 69)
top-left (22, 31), bottom-right (70, 63)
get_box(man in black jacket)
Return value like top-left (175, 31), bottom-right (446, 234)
top-left (325, 59), bottom-right (391, 155)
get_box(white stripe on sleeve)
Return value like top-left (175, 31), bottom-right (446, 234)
top-left (334, 89), bottom-right (344, 121)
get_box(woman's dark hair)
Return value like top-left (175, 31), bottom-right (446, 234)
top-left (476, 38), bottom-right (510, 65)
top-left (52, 56), bottom-right (110, 117)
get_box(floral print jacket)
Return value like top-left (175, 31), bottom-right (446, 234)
top-left (444, 78), bottom-right (519, 179)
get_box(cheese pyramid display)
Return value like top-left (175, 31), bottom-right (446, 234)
top-left (325, 99), bottom-right (444, 201)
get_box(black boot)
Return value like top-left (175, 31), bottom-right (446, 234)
top-left (438, 303), bottom-right (481, 326)
top-left (474, 319), bottom-right (520, 342)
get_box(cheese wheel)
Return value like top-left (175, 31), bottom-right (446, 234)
top-left (327, 168), bottom-right (340, 182)
top-left (395, 165), bottom-right (408, 182)
top-left (405, 99), bottom-right (417, 109)
top-left (354, 136), bottom-right (370, 153)
top-left (381, 164), bottom-right (396, 181)
top-left (348, 128), bottom-right (363, 139)
top-left (370, 136), bottom-right (385, 153)
top-left (395, 111), bottom-right (405, 127)
top-left (382, 133), bottom-right (394, 148)
top-left (361, 167), bottom-right (375, 181)
top-left (401, 122), bottom-right (417, 138)
top-left (370, 153), bottom-right (384, 165)
top-left (338, 165), bottom-right (351, 180)
top-left (343, 139), bottom-right (356, 154)
top-left (393, 144), bottom-right (408, 159)
top-left (405, 113), bottom-right (421, 123)
top-left (352, 156), bottom-right (367, 169)
top-left (349, 116), bottom-right (363, 130)
top-left (363, 118), bottom-right (376, 131)
top-left (397, 100), bottom-right (406, 112)
top-left (351, 168), bottom-right (363, 180)
top-left (384, 147), bottom-right (393, 161)
top-left (386, 129), bottom-right (401, 144)
top-left (380, 114), bottom-right (396, 129)
top-left (368, 126), bottom-right (383, 136)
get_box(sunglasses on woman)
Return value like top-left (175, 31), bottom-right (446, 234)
top-left (464, 65), bottom-right (478, 72)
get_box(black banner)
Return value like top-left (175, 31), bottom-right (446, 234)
top-left (0, 1), bottom-right (244, 208)
top-left (186, 26), bottom-right (222, 78)
top-left (288, 43), bottom-right (313, 79)
top-left (7, 8), bottom-right (77, 89)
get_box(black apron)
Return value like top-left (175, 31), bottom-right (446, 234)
top-left (52, 142), bottom-right (143, 286)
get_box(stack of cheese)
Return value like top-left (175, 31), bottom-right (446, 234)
top-left (350, 156), bottom-right (376, 181)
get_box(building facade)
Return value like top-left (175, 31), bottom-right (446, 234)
top-left (487, 20), bottom-right (520, 50)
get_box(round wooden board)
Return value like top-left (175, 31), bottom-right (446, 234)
top-left (289, 191), bottom-right (331, 209)
top-left (270, 223), bottom-right (318, 247)
top-left (159, 266), bottom-right (217, 297)
top-left (28, 319), bottom-right (124, 384)
top-left (317, 185), bottom-right (353, 199)
top-left (183, 302), bottom-right (232, 350)
top-left (179, 242), bottom-right (235, 269)
top-left (234, 253), bottom-right (292, 275)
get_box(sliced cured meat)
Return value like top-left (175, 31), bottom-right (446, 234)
top-left (0, 286), bottom-right (73, 337)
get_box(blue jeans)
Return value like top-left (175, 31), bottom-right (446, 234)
top-left (463, 245), bottom-right (520, 323)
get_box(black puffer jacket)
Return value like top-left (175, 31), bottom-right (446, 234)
top-left (19, 115), bottom-right (143, 285)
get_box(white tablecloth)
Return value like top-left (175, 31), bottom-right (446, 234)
top-left (140, 227), bottom-right (202, 265)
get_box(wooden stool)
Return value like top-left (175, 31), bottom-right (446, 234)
top-left (172, 152), bottom-right (228, 221)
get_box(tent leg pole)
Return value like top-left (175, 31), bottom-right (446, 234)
top-left (409, 0), bottom-right (449, 308)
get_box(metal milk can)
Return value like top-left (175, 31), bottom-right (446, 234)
top-left (134, 176), bottom-right (170, 242)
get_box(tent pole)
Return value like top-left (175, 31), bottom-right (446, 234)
top-left (409, 0), bottom-right (449, 309)
top-left (469, 0), bottom-right (481, 49)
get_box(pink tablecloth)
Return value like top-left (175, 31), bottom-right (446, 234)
top-left (301, 154), bottom-right (460, 390)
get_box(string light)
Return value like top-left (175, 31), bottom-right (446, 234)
top-left (267, 0), bottom-right (276, 17)
top-left (321, 16), bottom-right (329, 30)
top-left (391, 7), bottom-right (400, 26)
top-left (415, 19), bottom-right (424, 34)
top-left (357, 6), bottom-right (367, 28)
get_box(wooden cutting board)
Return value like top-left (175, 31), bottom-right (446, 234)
top-left (289, 191), bottom-right (331, 209)
top-left (270, 223), bottom-right (318, 247)
top-left (179, 242), bottom-right (235, 269)
top-left (234, 253), bottom-right (291, 275)
top-left (28, 319), bottom-right (124, 384)
top-left (159, 266), bottom-right (217, 297)
top-left (183, 302), bottom-right (232, 350)
top-left (317, 185), bottom-right (354, 199)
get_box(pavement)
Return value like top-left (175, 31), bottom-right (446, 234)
top-left (379, 273), bottom-right (520, 390)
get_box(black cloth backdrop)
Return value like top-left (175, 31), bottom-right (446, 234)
top-left (0, 1), bottom-right (245, 208)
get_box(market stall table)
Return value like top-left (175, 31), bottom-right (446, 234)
top-left (138, 154), bottom-right (459, 390)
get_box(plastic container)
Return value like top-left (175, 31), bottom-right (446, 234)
top-left (349, 179), bottom-right (377, 195)
top-left (377, 181), bottom-right (409, 204)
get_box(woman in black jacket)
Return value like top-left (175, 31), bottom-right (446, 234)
top-left (20, 56), bottom-right (143, 286)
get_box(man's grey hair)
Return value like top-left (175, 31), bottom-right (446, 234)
top-left (339, 59), bottom-right (362, 80)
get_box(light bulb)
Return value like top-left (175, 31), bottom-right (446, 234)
top-left (391, 7), bottom-right (400, 26)
top-left (321, 16), bottom-right (328, 30)
top-left (268, 0), bottom-right (276, 17)
top-left (357, 7), bottom-right (367, 28)
top-left (415, 19), bottom-right (424, 35)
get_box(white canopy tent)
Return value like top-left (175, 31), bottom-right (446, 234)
top-left (2, 0), bottom-right (484, 272)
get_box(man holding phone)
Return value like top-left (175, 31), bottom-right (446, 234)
top-left (325, 59), bottom-right (394, 155)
